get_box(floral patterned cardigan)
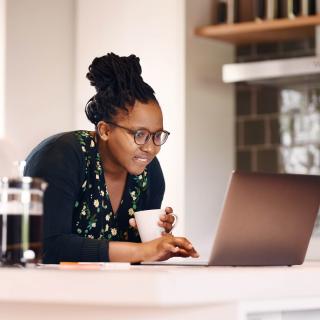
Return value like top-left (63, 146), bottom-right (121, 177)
top-left (25, 131), bottom-right (165, 264)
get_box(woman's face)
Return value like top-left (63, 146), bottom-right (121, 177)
top-left (101, 100), bottom-right (163, 176)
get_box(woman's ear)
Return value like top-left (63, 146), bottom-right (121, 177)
top-left (97, 121), bottom-right (111, 141)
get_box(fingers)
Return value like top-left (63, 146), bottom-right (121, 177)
top-left (159, 220), bottom-right (174, 232)
top-left (129, 218), bottom-right (137, 229)
top-left (161, 243), bottom-right (191, 258)
top-left (159, 209), bottom-right (176, 233)
top-left (159, 213), bottom-right (175, 224)
top-left (165, 247), bottom-right (190, 258)
top-left (146, 235), bottom-right (199, 262)
top-left (162, 241), bottom-right (179, 254)
top-left (165, 207), bottom-right (173, 214)
top-left (164, 236), bottom-right (199, 258)
top-left (174, 249), bottom-right (191, 258)
top-left (172, 237), bottom-right (199, 258)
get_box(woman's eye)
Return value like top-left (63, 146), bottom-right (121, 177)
top-left (154, 131), bottom-right (162, 139)
top-left (135, 130), bottom-right (147, 138)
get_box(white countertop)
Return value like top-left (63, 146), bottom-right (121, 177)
top-left (1, 262), bottom-right (320, 308)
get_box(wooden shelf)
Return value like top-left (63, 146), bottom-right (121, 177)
top-left (195, 15), bottom-right (320, 45)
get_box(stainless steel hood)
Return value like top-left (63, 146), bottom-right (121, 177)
top-left (222, 56), bottom-right (320, 84)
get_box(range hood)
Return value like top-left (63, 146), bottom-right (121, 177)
top-left (222, 56), bottom-right (320, 84)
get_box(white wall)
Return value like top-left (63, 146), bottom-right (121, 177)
top-left (0, 0), bottom-right (5, 138)
top-left (75, 0), bottom-right (186, 235)
top-left (185, 0), bottom-right (234, 257)
top-left (2, 1), bottom-right (235, 253)
top-left (4, 0), bottom-right (75, 162)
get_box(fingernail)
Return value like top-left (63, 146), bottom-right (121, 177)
top-left (188, 243), bottom-right (193, 249)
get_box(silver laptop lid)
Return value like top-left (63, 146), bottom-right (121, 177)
top-left (209, 171), bottom-right (320, 266)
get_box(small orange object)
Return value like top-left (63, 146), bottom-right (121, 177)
top-left (59, 262), bottom-right (131, 270)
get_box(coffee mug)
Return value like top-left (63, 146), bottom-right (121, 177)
top-left (134, 209), bottom-right (177, 242)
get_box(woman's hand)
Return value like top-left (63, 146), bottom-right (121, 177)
top-left (158, 206), bottom-right (176, 234)
top-left (109, 236), bottom-right (199, 263)
top-left (129, 206), bottom-right (177, 234)
top-left (141, 234), bottom-right (199, 262)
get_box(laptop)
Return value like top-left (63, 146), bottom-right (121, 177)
top-left (142, 171), bottom-right (320, 267)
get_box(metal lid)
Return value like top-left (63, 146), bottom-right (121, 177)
top-left (0, 176), bottom-right (47, 191)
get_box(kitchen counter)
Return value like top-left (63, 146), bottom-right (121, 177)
top-left (1, 262), bottom-right (320, 320)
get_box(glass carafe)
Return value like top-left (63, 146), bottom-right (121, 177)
top-left (0, 176), bottom-right (47, 266)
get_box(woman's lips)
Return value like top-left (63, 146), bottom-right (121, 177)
top-left (133, 155), bottom-right (152, 165)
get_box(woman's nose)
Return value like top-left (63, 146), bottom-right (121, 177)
top-left (140, 138), bottom-right (159, 154)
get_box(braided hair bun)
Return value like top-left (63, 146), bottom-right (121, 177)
top-left (85, 53), bottom-right (157, 125)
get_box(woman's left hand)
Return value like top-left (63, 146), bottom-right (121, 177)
top-left (158, 207), bottom-right (177, 234)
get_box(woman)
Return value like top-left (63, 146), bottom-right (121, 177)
top-left (25, 52), bottom-right (198, 264)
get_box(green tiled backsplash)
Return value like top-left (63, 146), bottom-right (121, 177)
top-left (236, 84), bottom-right (320, 175)
top-left (236, 83), bottom-right (320, 237)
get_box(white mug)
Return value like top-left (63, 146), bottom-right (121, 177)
top-left (134, 209), bottom-right (178, 242)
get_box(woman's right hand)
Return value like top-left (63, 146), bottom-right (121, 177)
top-left (140, 234), bottom-right (199, 262)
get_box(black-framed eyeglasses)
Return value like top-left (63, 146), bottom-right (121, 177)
top-left (106, 122), bottom-right (170, 146)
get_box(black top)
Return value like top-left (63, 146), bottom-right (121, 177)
top-left (24, 131), bottom-right (165, 264)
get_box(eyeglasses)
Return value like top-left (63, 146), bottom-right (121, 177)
top-left (106, 122), bottom-right (170, 146)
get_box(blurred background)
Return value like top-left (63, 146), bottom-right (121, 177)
top-left (1, 0), bottom-right (319, 258)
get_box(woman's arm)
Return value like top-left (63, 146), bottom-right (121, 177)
top-left (109, 235), bottom-right (199, 263)
top-left (25, 133), bottom-right (108, 263)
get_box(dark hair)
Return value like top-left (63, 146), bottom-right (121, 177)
top-left (85, 52), bottom-right (157, 125)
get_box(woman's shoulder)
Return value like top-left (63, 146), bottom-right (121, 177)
top-left (25, 131), bottom-right (92, 170)
top-left (27, 130), bottom-right (91, 156)
top-left (24, 131), bottom-right (92, 192)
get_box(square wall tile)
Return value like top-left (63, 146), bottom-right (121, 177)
top-left (243, 119), bottom-right (265, 145)
top-left (257, 87), bottom-right (279, 115)
top-left (236, 150), bottom-right (252, 172)
top-left (257, 149), bottom-right (278, 173)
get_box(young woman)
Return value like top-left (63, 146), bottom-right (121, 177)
top-left (25, 53), bottom-right (198, 264)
